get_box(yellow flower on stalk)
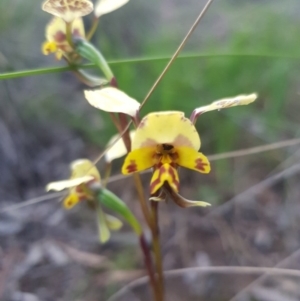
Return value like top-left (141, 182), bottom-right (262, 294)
top-left (46, 159), bottom-right (101, 208)
top-left (122, 111), bottom-right (211, 196)
top-left (46, 159), bottom-right (123, 243)
top-left (42, 17), bottom-right (85, 60)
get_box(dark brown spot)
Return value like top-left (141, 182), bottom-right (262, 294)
top-left (162, 144), bottom-right (174, 151)
top-left (126, 160), bottom-right (137, 173)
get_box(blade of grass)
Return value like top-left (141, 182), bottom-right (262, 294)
top-left (2, 52), bottom-right (299, 80)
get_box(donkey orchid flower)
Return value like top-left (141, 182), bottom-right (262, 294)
top-left (46, 159), bottom-right (123, 243)
top-left (121, 111), bottom-right (210, 198)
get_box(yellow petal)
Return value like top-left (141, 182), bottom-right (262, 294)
top-left (42, 41), bottom-right (57, 55)
top-left (105, 214), bottom-right (123, 231)
top-left (63, 193), bottom-right (80, 209)
top-left (84, 88), bottom-right (140, 117)
top-left (42, 0), bottom-right (93, 22)
top-left (176, 147), bottom-right (211, 174)
top-left (70, 159), bottom-right (101, 181)
top-left (46, 176), bottom-right (94, 191)
top-left (121, 147), bottom-right (155, 175)
top-left (132, 111), bottom-right (200, 151)
top-left (95, 0), bottom-right (129, 17)
top-left (192, 93), bottom-right (257, 119)
top-left (166, 187), bottom-right (211, 208)
top-left (150, 164), bottom-right (179, 195)
top-left (105, 130), bottom-right (135, 163)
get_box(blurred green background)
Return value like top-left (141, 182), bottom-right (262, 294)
top-left (1, 0), bottom-right (300, 300)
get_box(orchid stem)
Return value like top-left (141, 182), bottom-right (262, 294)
top-left (86, 16), bottom-right (99, 41)
top-left (65, 21), bottom-right (74, 48)
top-left (139, 234), bottom-right (160, 301)
top-left (151, 201), bottom-right (164, 301)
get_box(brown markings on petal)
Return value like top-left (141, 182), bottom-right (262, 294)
top-left (150, 165), bottom-right (166, 194)
top-left (195, 158), bottom-right (208, 171)
top-left (72, 28), bottom-right (81, 36)
top-left (126, 160), bottom-right (137, 173)
top-left (139, 138), bottom-right (157, 148)
top-left (54, 30), bottom-right (66, 43)
top-left (167, 166), bottom-right (179, 191)
top-left (43, 0), bottom-right (93, 17)
top-left (173, 134), bottom-right (193, 148)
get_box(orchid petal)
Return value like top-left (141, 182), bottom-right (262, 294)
top-left (46, 176), bottom-right (94, 191)
top-left (84, 87), bottom-right (140, 117)
top-left (150, 164), bottom-right (179, 195)
top-left (165, 187), bottom-right (211, 208)
top-left (132, 111), bottom-right (200, 151)
top-left (97, 205), bottom-right (111, 243)
top-left (176, 147), bottom-right (210, 174)
top-left (63, 193), bottom-right (80, 209)
top-left (105, 214), bottom-right (123, 230)
top-left (95, 0), bottom-right (129, 17)
top-left (70, 159), bottom-right (101, 181)
top-left (121, 147), bottom-right (155, 175)
top-left (42, 0), bottom-right (93, 22)
top-left (105, 130), bottom-right (135, 163)
top-left (192, 93), bottom-right (257, 121)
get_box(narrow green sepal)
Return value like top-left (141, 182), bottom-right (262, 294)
top-left (96, 204), bottom-right (111, 243)
top-left (74, 38), bottom-right (114, 81)
top-left (97, 188), bottom-right (142, 236)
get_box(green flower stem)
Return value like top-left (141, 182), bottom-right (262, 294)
top-left (151, 201), bottom-right (164, 301)
top-left (86, 16), bottom-right (99, 41)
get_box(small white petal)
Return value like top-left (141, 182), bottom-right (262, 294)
top-left (193, 93), bottom-right (257, 118)
top-left (84, 87), bottom-right (140, 117)
top-left (95, 0), bottom-right (129, 17)
top-left (46, 176), bottom-right (94, 191)
top-left (105, 130), bottom-right (135, 162)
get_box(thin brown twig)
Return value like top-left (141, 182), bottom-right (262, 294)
top-left (106, 266), bottom-right (300, 301)
top-left (140, 0), bottom-right (215, 110)
top-left (228, 248), bottom-right (300, 301)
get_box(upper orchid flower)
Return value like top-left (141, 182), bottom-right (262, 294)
top-left (42, 17), bottom-right (85, 60)
top-left (121, 111), bottom-right (211, 196)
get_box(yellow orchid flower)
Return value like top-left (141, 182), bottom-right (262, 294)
top-left (121, 111), bottom-right (211, 196)
top-left (46, 159), bottom-right (101, 208)
top-left (46, 159), bottom-right (123, 243)
top-left (42, 17), bottom-right (85, 60)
